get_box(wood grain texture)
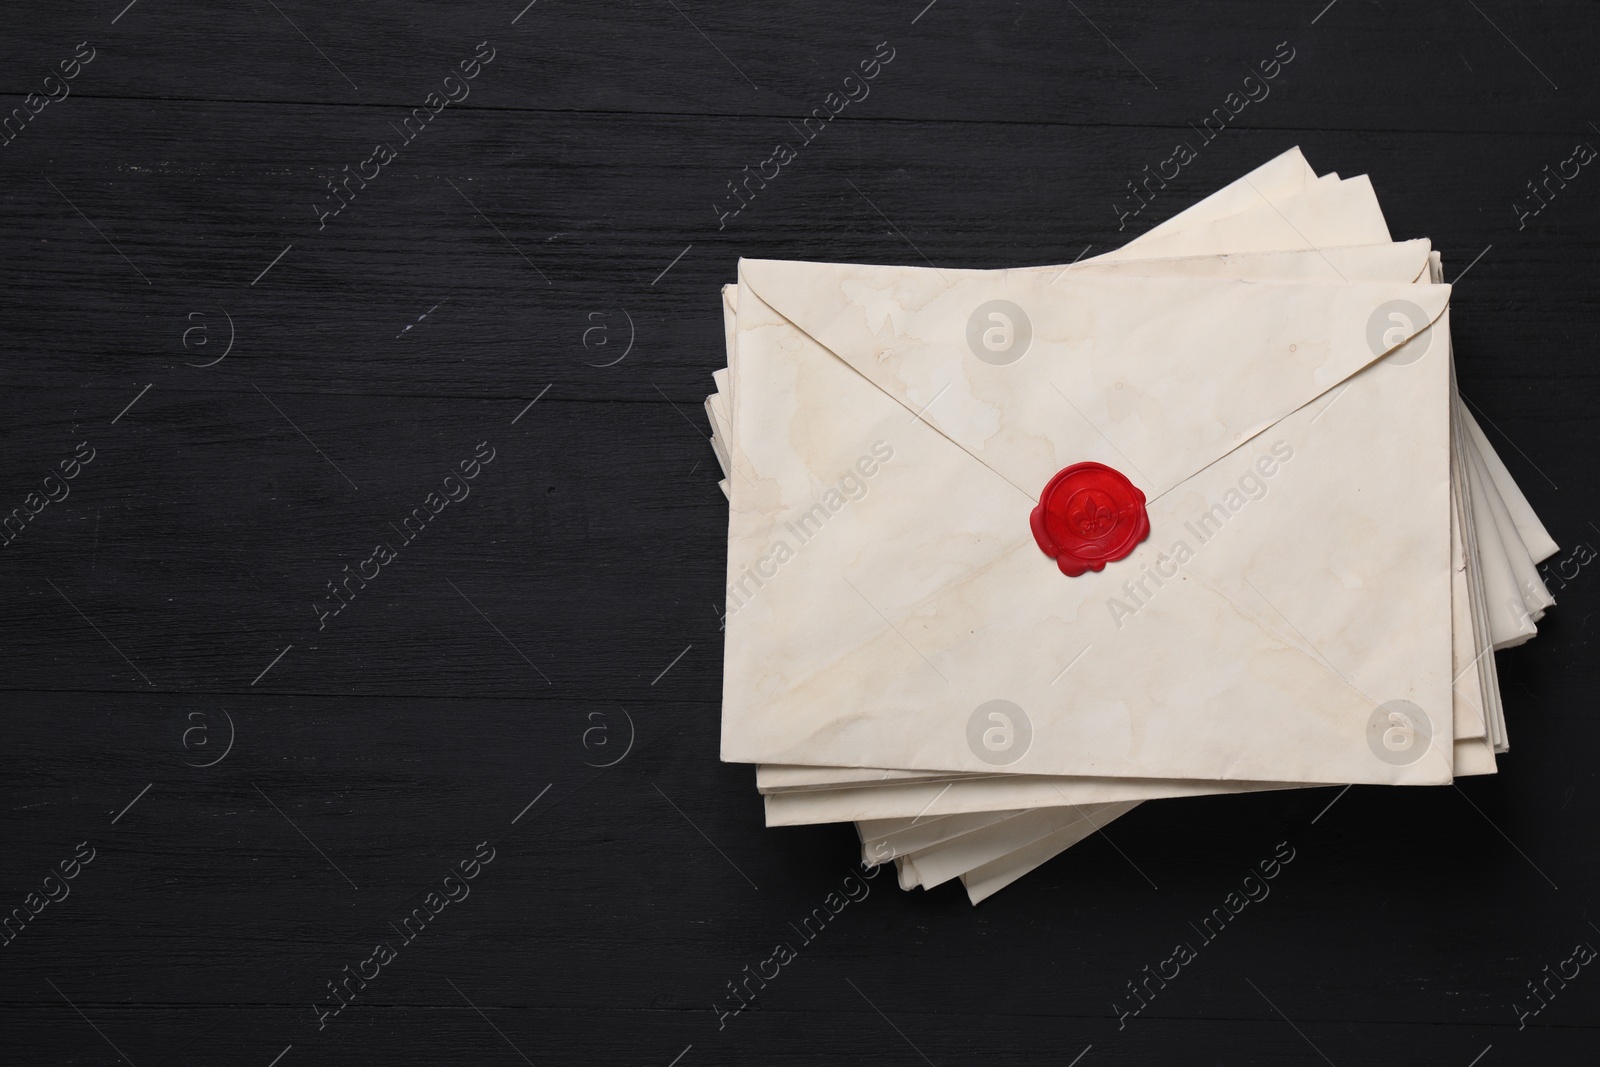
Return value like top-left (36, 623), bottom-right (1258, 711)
top-left (2, 1), bottom-right (1598, 1064)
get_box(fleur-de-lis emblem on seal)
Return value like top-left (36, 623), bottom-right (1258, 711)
top-left (1070, 492), bottom-right (1116, 537)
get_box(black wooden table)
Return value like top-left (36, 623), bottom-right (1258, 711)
top-left (3, 2), bottom-right (1597, 1064)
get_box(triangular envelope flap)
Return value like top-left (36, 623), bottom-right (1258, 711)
top-left (741, 259), bottom-right (1449, 498)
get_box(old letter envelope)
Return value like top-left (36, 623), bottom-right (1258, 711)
top-left (722, 260), bottom-right (1453, 786)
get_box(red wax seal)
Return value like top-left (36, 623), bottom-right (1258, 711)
top-left (1030, 462), bottom-right (1150, 577)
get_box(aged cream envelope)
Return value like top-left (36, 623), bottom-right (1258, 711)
top-left (724, 261), bottom-right (1455, 786)
top-left (731, 161), bottom-right (1426, 796)
top-left (740, 239), bottom-right (1469, 803)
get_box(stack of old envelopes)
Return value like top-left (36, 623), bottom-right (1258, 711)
top-left (703, 147), bottom-right (1557, 903)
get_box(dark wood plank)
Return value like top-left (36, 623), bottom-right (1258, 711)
top-left (0, 1), bottom-right (1594, 130)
